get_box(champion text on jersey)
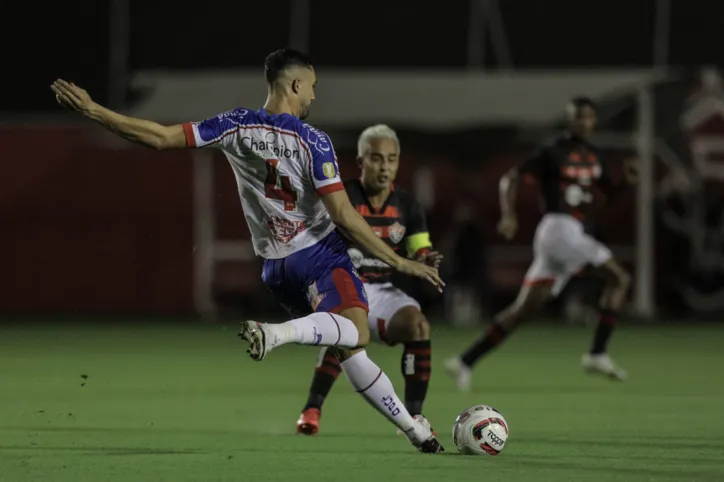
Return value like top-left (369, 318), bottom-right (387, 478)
top-left (241, 132), bottom-right (301, 160)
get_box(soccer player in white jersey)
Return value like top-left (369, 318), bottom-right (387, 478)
top-left (51, 48), bottom-right (444, 453)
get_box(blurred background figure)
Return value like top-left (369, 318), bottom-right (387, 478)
top-left (5, 0), bottom-right (724, 339)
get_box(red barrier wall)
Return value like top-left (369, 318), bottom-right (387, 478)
top-left (0, 126), bottom-right (636, 315)
top-left (0, 126), bottom-right (194, 314)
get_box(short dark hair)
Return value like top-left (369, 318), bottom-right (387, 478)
top-left (264, 48), bottom-right (313, 84)
top-left (570, 96), bottom-right (597, 111)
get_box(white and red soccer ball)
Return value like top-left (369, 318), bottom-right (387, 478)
top-left (452, 405), bottom-right (509, 456)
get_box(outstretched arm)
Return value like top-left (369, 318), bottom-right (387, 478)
top-left (51, 79), bottom-right (186, 150)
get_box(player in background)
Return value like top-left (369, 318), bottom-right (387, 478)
top-left (445, 97), bottom-right (638, 391)
top-left (51, 48), bottom-right (444, 453)
top-left (296, 125), bottom-right (441, 435)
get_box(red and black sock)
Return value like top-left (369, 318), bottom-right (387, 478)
top-left (590, 308), bottom-right (618, 355)
top-left (401, 340), bottom-right (431, 416)
top-left (460, 322), bottom-right (510, 368)
top-left (303, 350), bottom-right (342, 411)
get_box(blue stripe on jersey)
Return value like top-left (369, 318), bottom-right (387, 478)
top-left (194, 108), bottom-right (250, 144)
top-left (194, 109), bottom-right (336, 170)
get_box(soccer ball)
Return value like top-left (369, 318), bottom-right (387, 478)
top-left (452, 405), bottom-right (509, 456)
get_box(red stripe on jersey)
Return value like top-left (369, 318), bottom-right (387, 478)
top-left (316, 182), bottom-right (344, 197)
top-left (371, 226), bottom-right (390, 238)
top-left (357, 205), bottom-right (400, 218)
top-left (182, 123), bottom-right (196, 147)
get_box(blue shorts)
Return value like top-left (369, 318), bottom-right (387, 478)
top-left (261, 230), bottom-right (369, 318)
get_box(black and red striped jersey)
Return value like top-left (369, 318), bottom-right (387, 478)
top-left (519, 133), bottom-right (618, 222)
top-left (343, 179), bottom-right (432, 284)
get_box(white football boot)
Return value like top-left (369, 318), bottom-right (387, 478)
top-left (444, 357), bottom-right (472, 392)
top-left (403, 415), bottom-right (444, 453)
top-left (396, 414), bottom-right (438, 436)
top-left (238, 321), bottom-right (281, 361)
top-left (581, 353), bottom-right (627, 381)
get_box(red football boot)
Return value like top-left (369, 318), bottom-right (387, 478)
top-left (296, 408), bottom-right (321, 435)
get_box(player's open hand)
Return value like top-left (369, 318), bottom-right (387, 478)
top-left (497, 214), bottom-right (518, 240)
top-left (397, 258), bottom-right (445, 292)
top-left (51, 79), bottom-right (95, 115)
top-left (416, 250), bottom-right (444, 269)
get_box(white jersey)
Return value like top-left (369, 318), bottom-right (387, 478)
top-left (183, 108), bottom-right (344, 259)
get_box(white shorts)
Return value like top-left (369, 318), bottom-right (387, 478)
top-left (365, 282), bottom-right (421, 345)
top-left (524, 214), bottom-right (612, 296)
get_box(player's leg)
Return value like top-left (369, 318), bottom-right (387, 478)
top-left (444, 217), bottom-right (562, 390)
top-left (537, 221), bottom-right (629, 379)
top-left (296, 346), bottom-right (341, 435)
top-left (292, 293), bottom-right (439, 451)
top-left (239, 309), bottom-right (363, 359)
top-left (298, 283), bottom-right (432, 433)
top-left (444, 219), bottom-right (562, 392)
top-left (377, 300), bottom-right (431, 417)
top-left (297, 282), bottom-right (390, 434)
top-left (258, 278), bottom-right (438, 448)
top-left (316, 273), bottom-right (440, 452)
top-left (582, 255), bottom-right (631, 380)
top-left (240, 256), bottom-right (369, 360)
top-left (444, 280), bottom-right (553, 391)
top-left (241, 235), bottom-right (441, 451)
top-left (333, 342), bottom-right (442, 453)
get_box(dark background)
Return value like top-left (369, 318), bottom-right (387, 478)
top-left (7, 0), bottom-right (723, 112)
top-left (2, 0), bottom-right (723, 320)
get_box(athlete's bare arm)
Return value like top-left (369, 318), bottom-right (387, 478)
top-left (497, 167), bottom-right (520, 240)
top-left (321, 190), bottom-right (444, 291)
top-left (51, 79), bottom-right (186, 150)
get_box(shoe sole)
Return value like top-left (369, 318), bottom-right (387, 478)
top-left (239, 321), bottom-right (266, 361)
top-left (419, 438), bottom-right (445, 454)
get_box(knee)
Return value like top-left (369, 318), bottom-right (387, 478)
top-left (355, 324), bottom-right (371, 347)
top-left (390, 308), bottom-right (429, 343)
top-left (618, 270), bottom-right (632, 292)
top-left (598, 260), bottom-right (631, 293)
top-left (407, 312), bottom-right (430, 341)
top-left (498, 288), bottom-right (547, 328)
top-left (511, 295), bottom-right (544, 318)
top-left (607, 267), bottom-right (631, 293)
top-left (330, 346), bottom-right (355, 363)
top-left (339, 307), bottom-right (371, 347)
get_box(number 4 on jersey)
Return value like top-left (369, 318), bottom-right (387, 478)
top-left (264, 158), bottom-right (297, 212)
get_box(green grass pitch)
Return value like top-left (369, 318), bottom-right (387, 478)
top-left (1, 320), bottom-right (723, 482)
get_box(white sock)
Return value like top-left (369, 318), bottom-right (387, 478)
top-left (341, 350), bottom-right (416, 432)
top-left (265, 312), bottom-right (359, 348)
